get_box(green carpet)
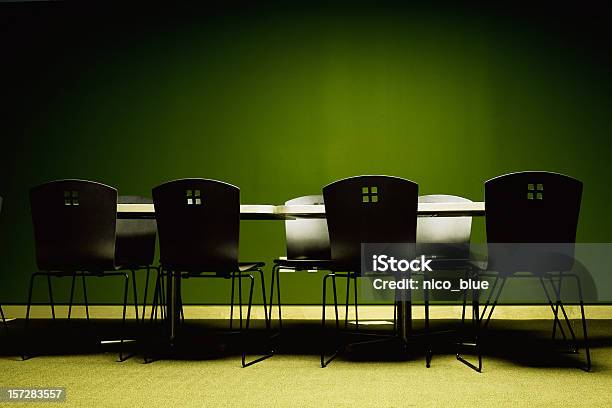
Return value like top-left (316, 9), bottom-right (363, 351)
top-left (1, 319), bottom-right (611, 407)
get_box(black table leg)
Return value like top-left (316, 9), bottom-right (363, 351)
top-left (167, 271), bottom-right (181, 346)
top-left (395, 271), bottom-right (412, 345)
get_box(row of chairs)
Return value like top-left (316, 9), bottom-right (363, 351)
top-left (19, 179), bottom-right (269, 365)
top-left (279, 173), bottom-right (589, 371)
top-left (0, 171), bottom-right (591, 371)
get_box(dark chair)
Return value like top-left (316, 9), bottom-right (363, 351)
top-left (321, 175), bottom-right (418, 367)
top-left (478, 171), bottom-right (590, 371)
top-left (152, 178), bottom-right (270, 367)
top-left (115, 196), bottom-right (158, 324)
top-left (25, 179), bottom-right (131, 361)
top-left (269, 195), bottom-right (339, 332)
top-left (0, 195), bottom-right (8, 337)
top-left (416, 194), bottom-right (475, 369)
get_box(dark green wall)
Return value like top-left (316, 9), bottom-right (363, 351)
top-left (2, 2), bottom-right (612, 305)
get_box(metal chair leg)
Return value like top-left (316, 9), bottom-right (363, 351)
top-left (556, 300), bottom-right (578, 345)
top-left (46, 274), bottom-right (56, 321)
top-left (238, 271), bottom-right (243, 330)
top-left (144, 268), bottom-right (163, 364)
top-left (245, 274), bottom-right (254, 331)
top-left (482, 278), bottom-right (506, 328)
top-left (424, 270), bottom-right (432, 368)
top-left (150, 269), bottom-right (161, 323)
top-left (67, 272), bottom-right (77, 320)
top-left (332, 274), bottom-right (339, 331)
top-left (268, 265), bottom-right (283, 331)
top-left (539, 278), bottom-right (569, 342)
top-left (230, 270), bottom-right (236, 330)
top-left (22, 272), bottom-right (43, 360)
top-left (276, 266), bottom-right (282, 330)
top-left (118, 272), bottom-right (131, 362)
top-left (141, 267), bottom-right (151, 324)
top-left (241, 273), bottom-right (254, 367)
top-left (548, 275), bottom-right (578, 350)
top-left (565, 273), bottom-right (592, 372)
top-left (551, 273), bottom-right (563, 340)
top-left (158, 269), bottom-right (166, 320)
top-left (393, 300), bottom-right (397, 335)
top-left (473, 284), bottom-right (483, 371)
top-left (254, 269), bottom-right (269, 330)
top-left (267, 265), bottom-right (282, 353)
top-left (76, 273), bottom-right (95, 348)
top-left (321, 273), bottom-right (341, 368)
top-left (478, 276), bottom-right (499, 323)
top-left (457, 282), bottom-right (482, 372)
top-left (547, 272), bottom-right (579, 346)
top-left (0, 304), bottom-right (8, 336)
top-left (353, 273), bottom-right (359, 331)
top-left (321, 273), bottom-right (331, 367)
top-left (131, 270), bottom-right (140, 323)
top-left (240, 271), bottom-right (272, 367)
top-left (81, 274), bottom-right (90, 322)
top-left (461, 270), bottom-right (469, 326)
top-left (345, 276), bottom-right (350, 329)
top-left (179, 288), bottom-right (184, 325)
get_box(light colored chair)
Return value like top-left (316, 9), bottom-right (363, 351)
top-left (417, 194), bottom-right (474, 368)
top-left (270, 195), bottom-right (333, 331)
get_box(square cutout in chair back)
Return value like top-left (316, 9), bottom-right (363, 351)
top-left (527, 183), bottom-right (544, 200)
top-left (361, 186), bottom-right (378, 203)
top-left (63, 190), bottom-right (79, 206)
top-left (186, 189), bottom-right (202, 205)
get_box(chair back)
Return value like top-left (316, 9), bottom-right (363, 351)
top-left (30, 179), bottom-right (117, 271)
top-left (284, 195), bottom-right (331, 260)
top-left (485, 171), bottom-right (582, 274)
top-left (417, 194), bottom-right (472, 260)
top-left (323, 175), bottom-right (418, 273)
top-left (115, 196), bottom-right (157, 268)
top-left (153, 179), bottom-right (239, 272)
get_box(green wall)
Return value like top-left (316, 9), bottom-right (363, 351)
top-left (2, 3), bottom-right (612, 305)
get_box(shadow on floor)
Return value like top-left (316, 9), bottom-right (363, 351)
top-left (0, 317), bottom-right (609, 369)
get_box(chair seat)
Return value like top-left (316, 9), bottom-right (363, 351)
top-left (238, 262), bottom-right (265, 272)
top-left (273, 258), bottom-right (333, 270)
top-left (179, 263), bottom-right (265, 278)
top-left (43, 266), bottom-right (120, 276)
top-left (115, 263), bottom-right (151, 271)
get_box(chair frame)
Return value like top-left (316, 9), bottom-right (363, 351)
top-left (149, 178), bottom-right (271, 367)
top-left (115, 196), bottom-right (159, 325)
top-left (472, 171), bottom-right (591, 372)
top-left (320, 175), bottom-right (419, 367)
top-left (268, 195), bottom-right (357, 349)
top-left (23, 180), bottom-right (134, 362)
top-left (415, 194), bottom-right (481, 370)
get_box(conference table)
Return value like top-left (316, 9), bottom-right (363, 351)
top-left (117, 202), bottom-right (485, 219)
top-left (117, 202), bottom-right (486, 345)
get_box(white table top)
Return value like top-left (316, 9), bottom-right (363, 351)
top-left (117, 202), bottom-right (485, 219)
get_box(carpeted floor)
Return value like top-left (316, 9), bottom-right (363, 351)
top-left (0, 318), bottom-right (611, 407)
